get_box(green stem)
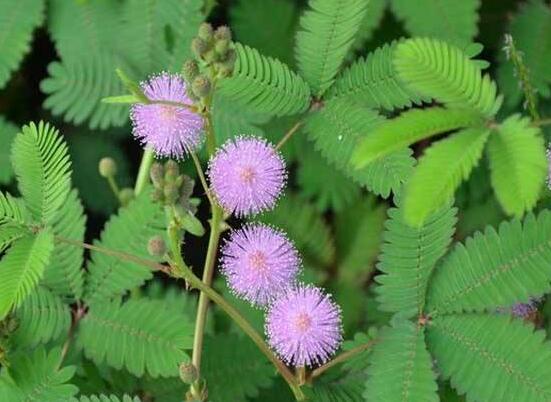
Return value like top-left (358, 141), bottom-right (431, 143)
top-left (310, 340), bottom-right (375, 380)
top-left (134, 148), bottom-right (155, 196)
top-left (276, 121), bottom-right (303, 151)
top-left (534, 117), bottom-right (551, 127)
top-left (190, 153), bottom-right (214, 206)
top-left (106, 175), bottom-right (122, 204)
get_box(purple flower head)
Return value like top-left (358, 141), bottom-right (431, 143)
top-left (265, 285), bottom-right (342, 367)
top-left (208, 137), bottom-right (286, 217)
top-left (131, 73), bottom-right (203, 158)
top-left (221, 223), bottom-right (300, 306)
top-left (512, 298), bottom-right (539, 319)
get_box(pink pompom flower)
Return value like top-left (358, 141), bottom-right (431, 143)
top-left (221, 223), bottom-right (300, 307)
top-left (208, 137), bottom-right (286, 217)
top-left (131, 73), bottom-right (203, 158)
top-left (265, 285), bottom-right (342, 367)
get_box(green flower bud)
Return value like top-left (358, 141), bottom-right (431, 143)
top-left (164, 184), bottom-right (180, 205)
top-left (147, 235), bottom-right (167, 257)
top-left (215, 39), bottom-right (229, 56)
top-left (198, 22), bottom-right (214, 41)
top-left (182, 60), bottom-right (199, 83)
top-left (164, 160), bottom-right (180, 182)
top-left (150, 162), bottom-right (164, 188)
top-left (192, 75), bottom-right (212, 98)
top-left (119, 188), bottom-right (135, 206)
top-left (98, 157), bottom-right (117, 178)
top-left (179, 362), bottom-right (199, 384)
top-left (214, 25), bottom-right (232, 41)
top-left (191, 37), bottom-right (208, 58)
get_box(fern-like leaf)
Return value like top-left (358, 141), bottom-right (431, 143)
top-left (427, 314), bottom-right (551, 402)
top-left (11, 121), bottom-right (72, 224)
top-left (364, 320), bottom-right (439, 402)
top-left (305, 97), bottom-right (414, 198)
top-left (42, 189), bottom-right (86, 300)
top-left (0, 192), bottom-right (28, 228)
top-left (219, 43), bottom-right (311, 116)
top-left (0, 347), bottom-right (77, 402)
top-left (375, 200), bottom-right (457, 318)
top-left (0, 0), bottom-right (44, 88)
top-left (78, 299), bottom-right (194, 378)
top-left (390, 0), bottom-right (480, 47)
top-left (0, 230), bottom-right (54, 320)
top-left (0, 226), bottom-right (25, 253)
top-left (295, 0), bottom-right (369, 95)
top-left (65, 396), bottom-right (141, 402)
top-left (84, 190), bottom-right (165, 305)
top-left (258, 193), bottom-right (335, 267)
top-left (488, 114), bottom-right (547, 217)
top-left (352, 107), bottom-right (483, 168)
top-left (305, 370), bottom-right (364, 401)
top-left (12, 286), bottom-right (71, 347)
top-left (427, 211), bottom-right (551, 314)
top-left (329, 41), bottom-right (425, 110)
top-left (0, 117), bottom-right (18, 184)
top-left (394, 37), bottom-right (502, 117)
top-left (403, 127), bottom-right (490, 227)
top-left (202, 334), bottom-right (274, 401)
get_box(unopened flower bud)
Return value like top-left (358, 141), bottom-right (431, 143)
top-left (164, 184), bottom-right (180, 204)
top-left (165, 160), bottom-right (180, 181)
top-left (192, 75), bottom-right (211, 98)
top-left (150, 163), bottom-right (164, 188)
top-left (180, 362), bottom-right (199, 384)
top-left (191, 37), bottom-right (208, 58)
top-left (182, 60), bottom-right (199, 83)
top-left (98, 157), bottom-right (117, 178)
top-left (148, 235), bottom-right (167, 257)
top-left (119, 188), bottom-right (135, 206)
top-left (215, 39), bottom-right (229, 56)
top-left (198, 23), bottom-right (214, 42)
top-left (214, 25), bottom-right (232, 41)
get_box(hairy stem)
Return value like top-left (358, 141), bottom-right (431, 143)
top-left (191, 152), bottom-right (214, 206)
top-left (55, 236), bottom-right (305, 400)
top-left (310, 340), bottom-right (375, 379)
top-left (134, 148), bottom-right (155, 196)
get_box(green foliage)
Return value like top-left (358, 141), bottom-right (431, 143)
top-left (394, 37), bottom-right (502, 117)
top-left (11, 121), bottom-right (72, 224)
top-left (364, 320), bottom-right (439, 402)
top-left (83, 190), bottom-right (165, 305)
top-left (65, 396), bottom-right (141, 402)
top-left (202, 334), bottom-right (274, 401)
top-left (295, 0), bottom-right (369, 96)
top-left (330, 41), bottom-right (426, 110)
top-left (259, 193), bottom-right (335, 268)
top-left (0, 117), bottom-right (18, 184)
top-left (0, 0), bottom-right (44, 88)
top-left (78, 298), bottom-right (194, 378)
top-left (0, 347), bottom-right (78, 402)
top-left (488, 114), bottom-right (547, 217)
top-left (427, 211), bottom-right (551, 314)
top-left (403, 127), bottom-right (490, 226)
top-left (497, 0), bottom-right (551, 108)
top-left (352, 107), bottom-right (483, 168)
top-left (305, 370), bottom-right (364, 401)
top-left (218, 43), bottom-right (311, 117)
top-left (375, 201), bottom-right (457, 318)
top-left (305, 97), bottom-right (414, 198)
top-left (390, 0), bottom-right (480, 47)
top-left (427, 314), bottom-right (551, 402)
top-left (0, 192), bottom-right (28, 228)
top-left (12, 286), bottom-right (71, 348)
top-left (42, 189), bottom-right (86, 300)
top-left (0, 230), bottom-right (54, 320)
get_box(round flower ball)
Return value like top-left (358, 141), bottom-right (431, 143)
top-left (131, 73), bottom-right (203, 158)
top-left (208, 137), bottom-right (286, 217)
top-left (266, 285), bottom-right (342, 367)
top-left (221, 223), bottom-right (300, 307)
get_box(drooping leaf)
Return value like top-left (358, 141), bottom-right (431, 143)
top-left (305, 97), bottom-right (414, 198)
top-left (427, 314), bottom-right (551, 402)
top-left (487, 114), bottom-right (547, 217)
top-left (11, 121), bottom-right (72, 224)
top-left (375, 200), bottom-right (457, 318)
top-left (394, 37), bottom-right (502, 117)
top-left (403, 127), bottom-right (490, 227)
top-left (352, 107), bottom-right (483, 168)
top-left (78, 299), bottom-right (194, 378)
top-left (0, 229), bottom-right (54, 320)
top-left (427, 211), bottom-right (551, 315)
top-left (295, 0), bottom-right (369, 95)
top-left (364, 320), bottom-right (439, 402)
top-left (218, 43), bottom-right (311, 117)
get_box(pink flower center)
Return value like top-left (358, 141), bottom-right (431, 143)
top-left (160, 105), bottom-right (178, 121)
top-left (239, 166), bottom-right (256, 184)
top-left (249, 250), bottom-right (268, 273)
top-left (294, 312), bottom-right (312, 333)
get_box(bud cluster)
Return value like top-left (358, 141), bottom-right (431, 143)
top-left (150, 161), bottom-right (196, 209)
